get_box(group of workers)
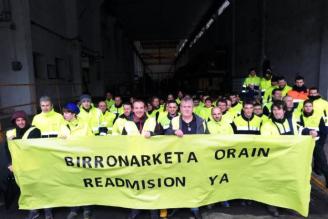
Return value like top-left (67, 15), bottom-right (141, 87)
top-left (1, 68), bottom-right (328, 219)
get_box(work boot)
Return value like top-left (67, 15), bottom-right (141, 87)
top-left (67, 211), bottom-right (78, 219)
top-left (267, 205), bottom-right (280, 217)
top-left (83, 210), bottom-right (91, 219)
top-left (25, 210), bottom-right (40, 219)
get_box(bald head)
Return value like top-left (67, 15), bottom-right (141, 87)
top-left (211, 107), bottom-right (223, 122)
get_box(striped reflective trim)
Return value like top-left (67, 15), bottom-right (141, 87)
top-left (41, 131), bottom-right (58, 135)
top-left (236, 126), bottom-right (259, 131)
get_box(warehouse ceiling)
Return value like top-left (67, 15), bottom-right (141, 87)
top-left (103, 0), bottom-right (221, 78)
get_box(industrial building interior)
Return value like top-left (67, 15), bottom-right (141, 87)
top-left (1, 0), bottom-right (328, 218)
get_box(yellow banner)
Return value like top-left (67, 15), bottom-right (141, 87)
top-left (9, 135), bottom-right (314, 216)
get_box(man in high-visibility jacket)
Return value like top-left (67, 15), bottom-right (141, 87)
top-left (6, 111), bottom-right (44, 219)
top-left (208, 107), bottom-right (233, 134)
top-left (263, 76), bottom-right (279, 104)
top-left (231, 101), bottom-right (262, 135)
top-left (32, 96), bottom-right (64, 138)
top-left (253, 103), bottom-right (269, 123)
top-left (175, 90), bottom-right (184, 105)
top-left (228, 94), bottom-right (243, 117)
top-left (299, 100), bottom-right (328, 187)
top-left (199, 97), bottom-right (213, 121)
top-left (148, 96), bottom-right (164, 119)
top-left (7, 111), bottom-right (41, 140)
top-left (78, 95), bottom-right (102, 135)
top-left (111, 102), bottom-right (133, 135)
top-left (118, 100), bottom-right (159, 219)
top-left (98, 101), bottom-right (116, 135)
top-left (166, 97), bottom-right (208, 219)
top-left (261, 100), bottom-right (300, 136)
top-left (116, 100), bottom-right (159, 136)
top-left (263, 88), bottom-right (282, 116)
top-left (105, 91), bottom-right (115, 110)
top-left (287, 75), bottom-right (308, 108)
top-left (193, 97), bottom-right (203, 116)
top-left (260, 100), bottom-right (306, 216)
top-left (242, 68), bottom-right (261, 93)
top-left (297, 87), bottom-right (328, 126)
top-left (109, 95), bottom-right (124, 118)
top-left (283, 96), bottom-right (300, 120)
top-left (217, 99), bottom-right (235, 123)
top-left (157, 100), bottom-right (179, 134)
top-left (260, 69), bottom-right (272, 96)
top-left (277, 76), bottom-right (292, 97)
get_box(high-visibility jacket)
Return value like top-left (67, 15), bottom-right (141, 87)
top-left (287, 90), bottom-right (308, 106)
top-left (111, 114), bottom-right (131, 135)
top-left (105, 99), bottom-right (115, 110)
top-left (229, 102), bottom-right (243, 117)
top-left (109, 104), bottom-right (124, 117)
top-left (231, 113), bottom-right (262, 134)
top-left (261, 117), bottom-right (300, 136)
top-left (120, 116), bottom-right (158, 136)
top-left (221, 111), bottom-right (235, 124)
top-left (157, 112), bottom-right (179, 131)
top-left (258, 114), bottom-right (269, 123)
top-left (6, 126), bottom-right (40, 140)
top-left (260, 78), bottom-right (271, 93)
top-left (100, 110), bottom-right (116, 129)
top-left (263, 102), bottom-right (273, 116)
top-left (32, 109), bottom-right (64, 137)
top-left (298, 111), bottom-right (326, 142)
top-left (193, 105), bottom-right (203, 116)
top-left (175, 98), bottom-right (181, 105)
top-left (199, 106), bottom-right (212, 121)
top-left (208, 120), bottom-right (233, 135)
top-left (243, 75), bottom-right (261, 87)
top-left (78, 107), bottom-right (102, 134)
top-left (280, 85), bottom-right (292, 97)
top-left (297, 97), bottom-right (328, 120)
top-left (148, 105), bottom-right (164, 119)
top-left (167, 114), bottom-right (208, 134)
top-left (58, 117), bottom-right (92, 138)
top-left (263, 85), bottom-right (278, 104)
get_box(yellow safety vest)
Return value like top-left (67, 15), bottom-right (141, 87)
top-left (78, 107), bottom-right (102, 134)
top-left (157, 112), bottom-right (179, 130)
top-left (207, 120), bottom-right (233, 135)
top-left (105, 99), bottom-right (115, 110)
top-left (170, 115), bottom-right (207, 132)
top-left (100, 110), bottom-right (116, 129)
top-left (243, 75), bottom-right (261, 87)
top-left (58, 117), bottom-right (92, 138)
top-left (121, 117), bottom-right (157, 136)
top-left (260, 78), bottom-right (272, 92)
top-left (199, 106), bottom-right (212, 121)
top-left (6, 127), bottom-right (38, 140)
top-left (109, 104), bottom-right (124, 117)
top-left (32, 109), bottom-right (64, 136)
top-left (229, 103), bottom-right (242, 117)
top-left (231, 114), bottom-right (262, 134)
top-left (261, 118), bottom-right (299, 136)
